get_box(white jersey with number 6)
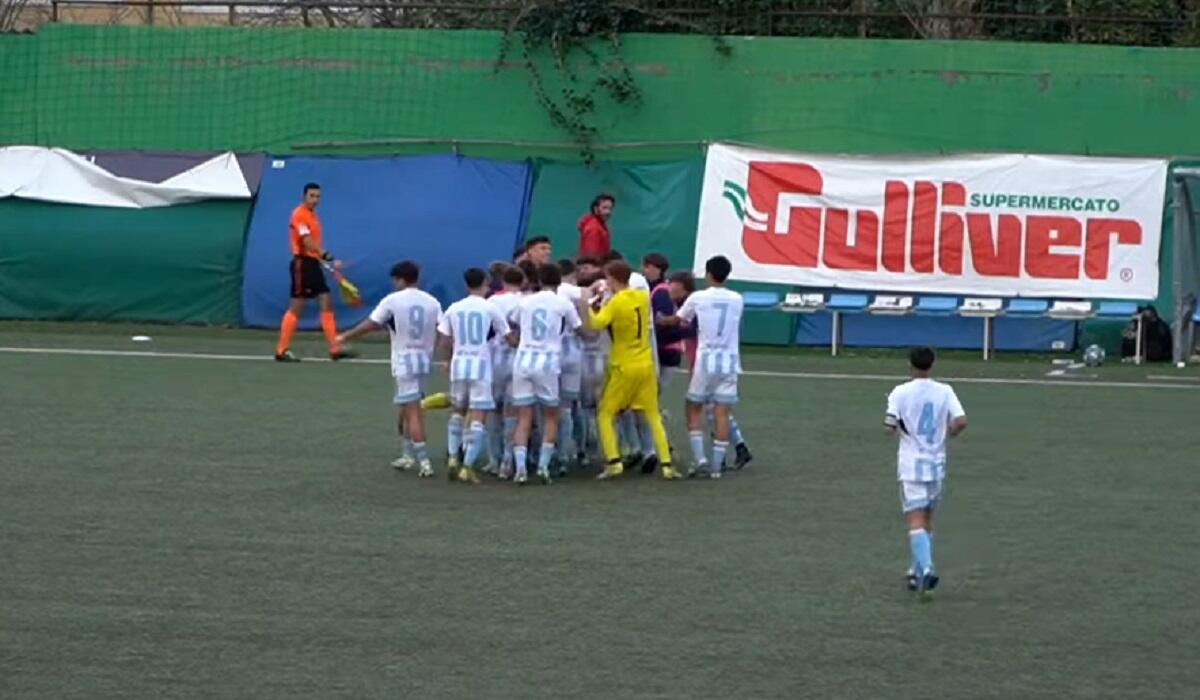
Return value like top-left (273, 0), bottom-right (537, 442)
top-left (438, 295), bottom-right (509, 382)
top-left (369, 288), bottom-right (442, 377)
top-left (510, 290), bottom-right (582, 374)
top-left (678, 286), bottom-right (744, 375)
top-left (885, 378), bottom-right (965, 482)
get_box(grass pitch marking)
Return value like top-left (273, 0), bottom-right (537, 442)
top-left (2, 345), bottom-right (1198, 391)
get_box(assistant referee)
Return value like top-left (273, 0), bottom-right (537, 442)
top-left (274, 182), bottom-right (354, 362)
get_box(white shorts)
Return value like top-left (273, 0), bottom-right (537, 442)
top-left (452, 378), bottom-right (495, 411)
top-left (560, 367), bottom-right (582, 402)
top-left (393, 374), bottom-right (427, 405)
top-left (900, 480), bottom-right (943, 513)
top-left (512, 368), bottom-right (561, 407)
top-left (686, 369), bottom-right (738, 405)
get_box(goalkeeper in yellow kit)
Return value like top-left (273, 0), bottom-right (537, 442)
top-left (582, 260), bottom-right (682, 480)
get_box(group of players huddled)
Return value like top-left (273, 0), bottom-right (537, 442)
top-left (334, 238), bottom-right (753, 485)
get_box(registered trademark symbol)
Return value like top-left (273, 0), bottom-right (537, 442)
top-left (1120, 268), bottom-right (1134, 282)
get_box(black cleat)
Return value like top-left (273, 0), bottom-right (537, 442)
top-left (640, 454), bottom-right (660, 475)
top-left (905, 571), bottom-right (919, 591)
top-left (330, 349), bottom-right (358, 361)
top-left (622, 452), bottom-right (645, 473)
top-left (734, 442), bottom-right (753, 470)
top-left (274, 350), bottom-right (301, 363)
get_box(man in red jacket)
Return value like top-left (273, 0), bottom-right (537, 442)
top-left (577, 193), bottom-right (615, 258)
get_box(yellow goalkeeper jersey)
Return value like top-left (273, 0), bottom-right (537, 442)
top-left (588, 288), bottom-right (654, 370)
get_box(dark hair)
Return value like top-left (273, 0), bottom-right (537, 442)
top-left (502, 266), bottom-right (526, 287)
top-left (303, 182), bottom-right (321, 195)
top-left (538, 263), bottom-right (562, 288)
top-left (603, 249), bottom-right (625, 263)
top-left (605, 260), bottom-right (632, 285)
top-left (643, 252), bottom-right (669, 273)
top-left (391, 260), bottom-right (420, 284)
top-left (668, 270), bottom-right (696, 294)
top-left (577, 271), bottom-right (603, 288)
top-left (526, 235), bottom-right (551, 248)
top-left (463, 267), bottom-right (487, 289)
top-left (558, 258), bottom-right (576, 276)
top-left (518, 260), bottom-right (539, 290)
top-left (590, 193), bottom-right (616, 214)
top-left (910, 346), bottom-right (936, 371)
top-left (575, 255), bottom-right (600, 269)
top-left (488, 261), bottom-right (509, 281)
top-left (705, 255), bottom-right (732, 283)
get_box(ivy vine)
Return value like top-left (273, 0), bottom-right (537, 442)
top-left (498, 1), bottom-right (731, 162)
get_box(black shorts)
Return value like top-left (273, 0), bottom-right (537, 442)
top-left (289, 256), bottom-right (330, 299)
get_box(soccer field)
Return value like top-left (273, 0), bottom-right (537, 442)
top-left (2, 323), bottom-right (1198, 699)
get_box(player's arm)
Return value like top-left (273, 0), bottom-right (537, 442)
top-left (585, 295), bottom-right (616, 331)
top-left (435, 313), bottom-right (454, 364)
top-left (659, 293), bottom-right (696, 328)
top-left (883, 389), bottom-right (902, 436)
top-left (337, 300), bottom-right (389, 345)
top-left (296, 219), bottom-right (341, 268)
top-left (336, 318), bottom-right (381, 345)
top-left (947, 389), bottom-right (968, 437)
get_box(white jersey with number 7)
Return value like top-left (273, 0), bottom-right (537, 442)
top-left (678, 287), bottom-right (744, 375)
top-left (886, 378), bottom-right (965, 483)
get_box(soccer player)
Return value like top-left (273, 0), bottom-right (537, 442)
top-left (336, 261), bottom-right (442, 478)
top-left (662, 255), bottom-right (744, 479)
top-left (508, 263), bottom-right (582, 484)
top-left (275, 182), bottom-right (355, 362)
top-left (555, 259), bottom-right (585, 475)
top-left (576, 268), bottom-right (609, 465)
top-left (524, 236), bottom-right (553, 266)
top-left (583, 260), bottom-right (682, 481)
top-left (602, 250), bottom-right (657, 470)
top-left (884, 346), bottom-right (968, 598)
top-left (487, 265), bottom-right (526, 477)
top-left (437, 267), bottom-right (510, 484)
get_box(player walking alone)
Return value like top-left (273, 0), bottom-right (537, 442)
top-left (274, 182), bottom-right (354, 362)
top-left (884, 346), bottom-right (968, 599)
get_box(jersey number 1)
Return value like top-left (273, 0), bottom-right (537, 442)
top-left (634, 307), bottom-right (643, 339)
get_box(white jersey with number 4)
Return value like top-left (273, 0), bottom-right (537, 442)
top-left (369, 288), bottom-right (443, 377)
top-left (678, 287), bottom-right (744, 375)
top-left (886, 378), bottom-right (965, 483)
top-left (438, 295), bottom-right (509, 382)
top-left (510, 290), bottom-right (582, 374)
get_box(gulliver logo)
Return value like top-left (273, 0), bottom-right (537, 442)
top-left (723, 161), bottom-right (1143, 281)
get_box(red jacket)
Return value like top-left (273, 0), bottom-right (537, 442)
top-left (577, 214), bottom-right (611, 257)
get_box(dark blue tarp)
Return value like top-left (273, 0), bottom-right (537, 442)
top-left (795, 312), bottom-right (1077, 352)
top-left (241, 154), bottom-right (532, 328)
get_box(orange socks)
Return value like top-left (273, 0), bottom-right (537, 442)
top-left (320, 310), bottom-right (340, 352)
top-left (276, 310), bottom-right (299, 355)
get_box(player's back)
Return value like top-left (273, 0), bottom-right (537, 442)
top-left (373, 288), bottom-right (442, 375)
top-left (887, 378), bottom-right (965, 482)
top-left (684, 287), bottom-right (744, 375)
top-left (513, 290), bottom-right (580, 373)
top-left (442, 295), bottom-right (505, 381)
top-left (606, 288), bottom-right (654, 369)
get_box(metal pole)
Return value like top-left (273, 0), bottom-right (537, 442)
top-left (831, 312), bottom-right (840, 357)
top-left (982, 317), bottom-right (991, 361)
top-left (1135, 315), bottom-right (1144, 365)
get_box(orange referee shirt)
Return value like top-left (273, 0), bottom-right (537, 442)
top-left (289, 205), bottom-right (323, 258)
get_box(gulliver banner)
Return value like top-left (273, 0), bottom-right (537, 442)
top-left (695, 143), bottom-right (1167, 300)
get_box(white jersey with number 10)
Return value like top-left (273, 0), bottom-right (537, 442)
top-left (438, 295), bottom-right (509, 382)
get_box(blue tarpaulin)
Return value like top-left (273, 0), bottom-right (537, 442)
top-left (241, 154), bottom-right (531, 329)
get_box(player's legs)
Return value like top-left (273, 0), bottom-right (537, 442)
top-left (596, 370), bottom-right (637, 478)
top-left (629, 375), bottom-right (679, 479)
top-left (685, 400), bottom-right (709, 475)
top-left (535, 404), bottom-right (560, 483)
top-left (316, 289), bottom-right (351, 359)
top-left (276, 297), bottom-right (305, 358)
top-left (404, 401), bottom-right (433, 477)
top-left (901, 481), bottom-right (941, 595)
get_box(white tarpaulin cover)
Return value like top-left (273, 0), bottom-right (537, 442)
top-left (695, 143), bottom-right (1168, 300)
top-left (0, 146), bottom-right (251, 208)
